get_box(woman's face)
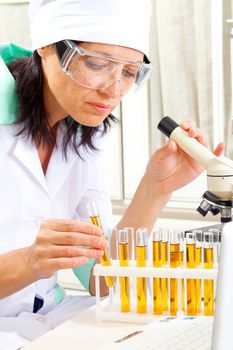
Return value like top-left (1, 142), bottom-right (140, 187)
top-left (38, 42), bottom-right (144, 127)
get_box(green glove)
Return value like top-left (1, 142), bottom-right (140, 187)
top-left (73, 259), bottom-right (96, 291)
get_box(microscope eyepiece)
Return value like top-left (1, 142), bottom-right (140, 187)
top-left (157, 116), bottom-right (179, 138)
top-left (157, 117), bottom-right (233, 222)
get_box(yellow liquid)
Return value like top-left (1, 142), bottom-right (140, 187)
top-left (204, 247), bottom-right (214, 316)
top-left (153, 241), bottom-right (162, 315)
top-left (90, 216), bottom-right (115, 288)
top-left (195, 247), bottom-right (202, 266)
top-left (179, 251), bottom-right (185, 312)
top-left (195, 246), bottom-right (202, 313)
top-left (161, 241), bottom-right (168, 311)
top-left (119, 243), bottom-right (130, 312)
top-left (186, 243), bottom-right (196, 316)
top-left (170, 243), bottom-right (179, 316)
top-left (136, 245), bottom-right (147, 314)
top-left (179, 250), bottom-right (183, 266)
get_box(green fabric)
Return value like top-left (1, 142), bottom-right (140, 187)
top-left (73, 259), bottom-right (96, 291)
top-left (54, 283), bottom-right (66, 304)
top-left (0, 42), bottom-right (32, 124)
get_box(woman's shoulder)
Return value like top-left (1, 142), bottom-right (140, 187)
top-left (0, 124), bottom-right (19, 154)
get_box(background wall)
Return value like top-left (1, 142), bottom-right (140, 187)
top-left (0, 1), bottom-right (31, 47)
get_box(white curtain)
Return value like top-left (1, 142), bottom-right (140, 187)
top-left (224, 0), bottom-right (233, 157)
top-left (0, 2), bottom-right (30, 48)
top-left (149, 0), bottom-right (217, 153)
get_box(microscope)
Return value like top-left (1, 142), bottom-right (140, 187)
top-left (157, 116), bottom-right (233, 223)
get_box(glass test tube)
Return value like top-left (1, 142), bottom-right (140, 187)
top-left (161, 228), bottom-right (169, 312)
top-left (193, 229), bottom-right (203, 314)
top-left (170, 230), bottom-right (179, 316)
top-left (124, 227), bottom-right (135, 293)
top-left (124, 227), bottom-right (135, 261)
top-left (178, 231), bottom-right (185, 312)
top-left (118, 229), bottom-right (130, 312)
top-left (136, 228), bottom-right (148, 314)
top-left (204, 231), bottom-right (214, 316)
top-left (208, 228), bottom-right (221, 267)
top-left (186, 232), bottom-right (196, 316)
top-left (152, 230), bottom-right (162, 315)
top-left (87, 201), bottom-right (115, 288)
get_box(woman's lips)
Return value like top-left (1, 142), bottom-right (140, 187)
top-left (87, 102), bottom-right (111, 116)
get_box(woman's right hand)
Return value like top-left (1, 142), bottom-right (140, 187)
top-left (26, 219), bottom-right (107, 280)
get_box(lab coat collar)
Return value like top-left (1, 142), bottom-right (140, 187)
top-left (12, 123), bottom-right (80, 199)
top-left (12, 134), bottom-right (49, 196)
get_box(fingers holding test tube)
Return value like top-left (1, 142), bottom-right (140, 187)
top-left (87, 201), bottom-right (116, 288)
top-left (27, 218), bottom-right (107, 280)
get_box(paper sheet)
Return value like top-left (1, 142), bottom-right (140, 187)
top-left (0, 332), bottom-right (29, 350)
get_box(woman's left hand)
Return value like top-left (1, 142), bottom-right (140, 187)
top-left (145, 120), bottom-right (224, 196)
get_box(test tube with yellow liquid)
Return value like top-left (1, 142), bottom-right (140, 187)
top-left (87, 201), bottom-right (115, 288)
top-left (152, 230), bottom-right (162, 315)
top-left (193, 230), bottom-right (203, 314)
top-left (136, 228), bottom-right (148, 314)
top-left (208, 228), bottom-right (221, 267)
top-left (204, 232), bottom-right (214, 316)
top-left (186, 232), bottom-right (196, 316)
top-left (118, 229), bottom-right (130, 312)
top-left (170, 230), bottom-right (179, 316)
top-left (161, 228), bottom-right (169, 312)
top-left (178, 231), bottom-right (185, 313)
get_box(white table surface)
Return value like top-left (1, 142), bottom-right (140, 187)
top-left (22, 305), bottom-right (146, 350)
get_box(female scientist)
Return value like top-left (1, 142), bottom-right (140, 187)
top-left (0, 0), bottom-right (223, 342)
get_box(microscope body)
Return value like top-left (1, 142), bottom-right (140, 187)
top-left (158, 117), bottom-right (233, 222)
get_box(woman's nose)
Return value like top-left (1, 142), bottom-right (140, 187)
top-left (99, 78), bottom-right (122, 97)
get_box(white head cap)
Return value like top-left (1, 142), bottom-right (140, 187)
top-left (28, 0), bottom-right (151, 57)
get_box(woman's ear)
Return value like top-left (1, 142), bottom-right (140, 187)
top-left (37, 45), bottom-right (53, 58)
top-left (37, 47), bottom-right (46, 58)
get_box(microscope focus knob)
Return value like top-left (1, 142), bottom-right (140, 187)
top-left (210, 207), bottom-right (221, 216)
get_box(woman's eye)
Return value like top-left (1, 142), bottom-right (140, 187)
top-left (84, 58), bottom-right (108, 70)
top-left (123, 68), bottom-right (137, 79)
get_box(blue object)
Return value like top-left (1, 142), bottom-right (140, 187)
top-left (73, 259), bottom-right (96, 290)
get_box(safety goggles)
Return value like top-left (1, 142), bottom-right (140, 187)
top-left (54, 40), bottom-right (153, 95)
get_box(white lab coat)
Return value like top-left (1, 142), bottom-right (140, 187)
top-left (0, 122), bottom-right (112, 318)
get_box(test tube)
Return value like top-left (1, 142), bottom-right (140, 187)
top-left (208, 228), bottom-right (221, 267)
top-left (136, 228), bottom-right (148, 314)
top-left (204, 231), bottom-right (214, 316)
top-left (193, 229), bottom-right (203, 314)
top-left (124, 227), bottom-right (135, 261)
top-left (108, 227), bottom-right (118, 260)
top-left (186, 231), bottom-right (196, 316)
top-left (87, 201), bottom-right (115, 288)
top-left (170, 230), bottom-right (179, 316)
top-left (178, 230), bottom-right (185, 313)
top-left (118, 229), bottom-right (130, 312)
top-left (152, 230), bottom-right (162, 315)
top-left (161, 228), bottom-right (169, 312)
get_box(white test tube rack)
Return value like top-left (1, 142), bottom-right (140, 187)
top-left (94, 261), bottom-right (218, 323)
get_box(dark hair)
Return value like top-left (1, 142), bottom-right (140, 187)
top-left (7, 51), bottom-right (117, 159)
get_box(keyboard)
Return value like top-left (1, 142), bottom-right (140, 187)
top-left (101, 317), bottom-right (214, 350)
top-left (136, 320), bottom-right (213, 350)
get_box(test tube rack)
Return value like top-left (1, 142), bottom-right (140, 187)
top-left (94, 261), bottom-right (218, 323)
